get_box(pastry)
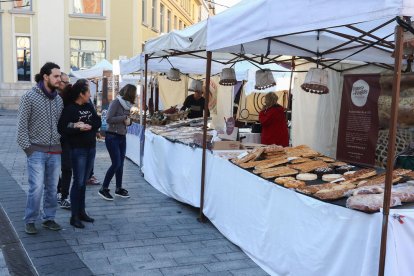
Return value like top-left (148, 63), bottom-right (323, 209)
top-left (346, 194), bottom-right (401, 212)
top-left (296, 173), bottom-right (318, 181)
top-left (330, 161), bottom-right (348, 167)
top-left (335, 165), bottom-right (356, 174)
top-left (314, 156), bottom-right (336, 163)
top-left (322, 174), bottom-right (343, 182)
top-left (296, 183), bottom-right (337, 195)
top-left (357, 172), bottom-right (401, 187)
top-left (313, 167), bottom-right (334, 178)
top-left (289, 160), bottom-right (329, 173)
top-left (342, 169), bottom-right (377, 184)
top-left (314, 183), bottom-right (356, 200)
top-left (261, 167), bottom-right (298, 178)
top-left (254, 157), bottom-right (289, 170)
top-left (275, 176), bottom-right (295, 185)
top-left (239, 157), bottom-right (286, 169)
top-left (392, 184), bottom-right (414, 202)
top-left (289, 157), bottom-right (313, 164)
top-left (284, 179), bottom-right (306, 188)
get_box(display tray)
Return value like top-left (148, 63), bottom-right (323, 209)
top-left (239, 164), bottom-right (414, 214)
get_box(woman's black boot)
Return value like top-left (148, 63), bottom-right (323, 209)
top-left (70, 216), bottom-right (85, 228)
top-left (79, 211), bottom-right (95, 223)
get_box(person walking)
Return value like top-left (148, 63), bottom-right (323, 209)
top-left (17, 62), bottom-right (64, 235)
top-left (98, 84), bottom-right (136, 200)
top-left (56, 72), bottom-right (72, 209)
top-left (58, 79), bottom-right (101, 228)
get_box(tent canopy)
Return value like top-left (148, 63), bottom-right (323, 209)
top-left (119, 54), bottom-right (226, 75)
top-left (70, 59), bottom-right (113, 79)
top-left (206, 0), bottom-right (414, 66)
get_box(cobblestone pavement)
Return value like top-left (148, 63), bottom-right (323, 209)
top-left (0, 110), bottom-right (268, 276)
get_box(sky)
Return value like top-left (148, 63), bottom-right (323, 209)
top-left (213, 0), bottom-right (243, 14)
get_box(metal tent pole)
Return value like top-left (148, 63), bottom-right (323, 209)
top-left (140, 55), bottom-right (149, 175)
top-left (378, 23), bottom-right (404, 276)
top-left (199, 51), bottom-right (212, 222)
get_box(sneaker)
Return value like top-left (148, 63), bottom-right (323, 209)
top-left (115, 188), bottom-right (130, 198)
top-left (98, 188), bottom-right (114, 201)
top-left (41, 220), bottom-right (62, 231)
top-left (59, 198), bottom-right (71, 209)
top-left (25, 223), bottom-right (37, 235)
top-left (87, 175), bottom-right (101, 185)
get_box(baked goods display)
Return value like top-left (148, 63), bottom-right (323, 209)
top-left (227, 144), bottom-right (414, 212)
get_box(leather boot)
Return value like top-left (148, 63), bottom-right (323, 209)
top-left (79, 211), bottom-right (95, 223)
top-left (70, 216), bottom-right (85, 228)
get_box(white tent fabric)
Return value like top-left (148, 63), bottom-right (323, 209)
top-left (144, 20), bottom-right (207, 56)
top-left (206, 0), bottom-right (414, 63)
top-left (70, 59), bottom-right (113, 79)
top-left (119, 54), bottom-right (226, 75)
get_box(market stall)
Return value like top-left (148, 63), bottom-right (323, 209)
top-left (140, 0), bottom-right (414, 275)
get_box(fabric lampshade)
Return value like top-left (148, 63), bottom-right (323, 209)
top-left (301, 68), bottom-right (329, 94)
top-left (255, 69), bottom-right (276, 90)
top-left (167, 68), bottom-right (181, 81)
top-left (219, 68), bottom-right (237, 86)
top-left (188, 79), bottom-right (203, 92)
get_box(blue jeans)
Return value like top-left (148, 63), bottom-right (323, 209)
top-left (25, 151), bottom-right (61, 223)
top-left (102, 133), bottom-right (126, 189)
top-left (70, 147), bottom-right (96, 217)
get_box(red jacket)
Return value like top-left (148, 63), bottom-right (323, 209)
top-left (259, 105), bottom-right (289, 146)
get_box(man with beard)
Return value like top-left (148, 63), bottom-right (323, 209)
top-left (17, 62), bottom-right (64, 234)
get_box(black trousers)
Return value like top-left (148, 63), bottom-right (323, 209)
top-left (57, 141), bottom-right (72, 199)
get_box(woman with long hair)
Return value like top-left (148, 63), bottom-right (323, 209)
top-left (58, 79), bottom-right (101, 228)
top-left (259, 92), bottom-right (289, 146)
top-left (99, 84), bottom-right (137, 200)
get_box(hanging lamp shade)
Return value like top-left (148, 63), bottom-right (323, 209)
top-left (219, 68), bottom-right (237, 86)
top-left (188, 79), bottom-right (203, 92)
top-left (301, 68), bottom-right (329, 95)
top-left (167, 68), bottom-right (181, 81)
top-left (255, 69), bottom-right (276, 90)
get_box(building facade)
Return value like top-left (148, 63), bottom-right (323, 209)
top-left (0, 0), bottom-right (211, 109)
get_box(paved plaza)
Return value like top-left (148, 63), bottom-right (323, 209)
top-left (0, 110), bottom-right (268, 276)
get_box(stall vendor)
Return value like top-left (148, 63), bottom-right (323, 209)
top-left (259, 93), bottom-right (289, 146)
top-left (181, 81), bottom-right (208, 119)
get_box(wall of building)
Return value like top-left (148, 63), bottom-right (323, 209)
top-left (0, 0), bottom-right (206, 109)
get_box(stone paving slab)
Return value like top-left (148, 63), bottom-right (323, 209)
top-left (0, 110), bottom-right (268, 275)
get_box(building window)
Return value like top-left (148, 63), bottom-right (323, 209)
top-left (13, 0), bottom-right (31, 10)
top-left (160, 4), bottom-right (164, 33)
top-left (16, 36), bottom-right (31, 81)
top-left (179, 20), bottom-right (182, 30)
top-left (174, 15), bottom-right (177, 30)
top-left (70, 39), bottom-right (106, 70)
top-left (142, 0), bottom-right (147, 23)
top-left (151, 0), bottom-right (157, 28)
top-left (73, 0), bottom-right (103, 16)
top-left (167, 10), bottom-right (171, 33)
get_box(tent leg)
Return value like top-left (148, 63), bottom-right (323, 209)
top-left (140, 55), bottom-right (149, 176)
top-left (378, 24), bottom-right (404, 276)
top-left (198, 51), bottom-right (212, 223)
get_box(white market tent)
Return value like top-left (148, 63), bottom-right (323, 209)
top-left (70, 59), bottom-right (113, 79)
top-left (119, 54), bottom-right (226, 75)
top-left (142, 1), bottom-right (414, 275)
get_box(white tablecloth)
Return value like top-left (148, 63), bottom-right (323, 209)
top-left (126, 134), bottom-right (141, 166)
top-left (143, 131), bottom-right (211, 207)
top-left (139, 130), bottom-right (412, 276)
